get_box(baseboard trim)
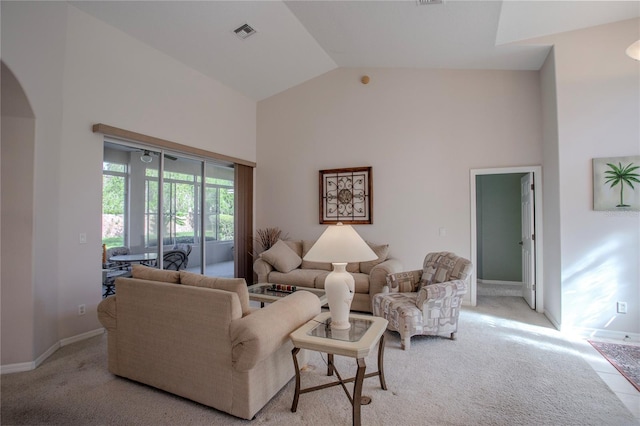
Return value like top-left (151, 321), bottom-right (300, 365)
top-left (60, 328), bottom-right (104, 347)
top-left (1, 328), bottom-right (105, 375)
top-left (478, 279), bottom-right (523, 286)
top-left (568, 327), bottom-right (640, 343)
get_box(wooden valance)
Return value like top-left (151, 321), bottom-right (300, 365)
top-left (92, 123), bottom-right (256, 168)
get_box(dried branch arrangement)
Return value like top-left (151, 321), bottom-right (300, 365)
top-left (254, 227), bottom-right (288, 253)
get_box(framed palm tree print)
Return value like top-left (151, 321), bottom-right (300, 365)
top-left (593, 155), bottom-right (640, 211)
top-left (319, 166), bottom-right (372, 224)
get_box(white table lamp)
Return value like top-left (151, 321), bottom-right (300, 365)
top-left (303, 223), bottom-right (377, 329)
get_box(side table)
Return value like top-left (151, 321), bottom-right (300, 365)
top-left (289, 312), bottom-right (388, 426)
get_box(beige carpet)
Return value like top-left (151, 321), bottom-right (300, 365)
top-left (2, 296), bottom-right (637, 425)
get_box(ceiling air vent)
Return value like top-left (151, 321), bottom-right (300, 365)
top-left (233, 23), bottom-right (257, 40)
top-left (417, 0), bottom-right (443, 5)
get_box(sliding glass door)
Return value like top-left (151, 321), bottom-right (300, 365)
top-left (102, 140), bottom-right (234, 277)
top-left (203, 162), bottom-right (235, 276)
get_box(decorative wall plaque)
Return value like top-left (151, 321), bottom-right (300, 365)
top-left (593, 155), bottom-right (640, 212)
top-left (319, 167), bottom-right (372, 224)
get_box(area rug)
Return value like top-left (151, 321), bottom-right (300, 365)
top-left (589, 340), bottom-right (640, 392)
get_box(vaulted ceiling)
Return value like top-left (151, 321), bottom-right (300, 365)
top-left (70, 1), bottom-right (640, 100)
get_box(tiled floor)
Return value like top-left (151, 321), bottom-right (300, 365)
top-left (572, 337), bottom-right (640, 422)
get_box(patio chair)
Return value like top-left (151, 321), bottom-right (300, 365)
top-left (163, 250), bottom-right (188, 271)
top-left (106, 246), bottom-right (131, 270)
top-left (173, 243), bottom-right (192, 268)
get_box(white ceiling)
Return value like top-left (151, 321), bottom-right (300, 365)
top-left (69, 1), bottom-right (640, 101)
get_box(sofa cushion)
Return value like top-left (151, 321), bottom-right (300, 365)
top-left (260, 240), bottom-right (302, 273)
top-left (131, 264), bottom-right (180, 283)
top-left (359, 243), bottom-right (390, 274)
top-left (180, 271), bottom-right (251, 316)
top-left (301, 240), bottom-right (359, 272)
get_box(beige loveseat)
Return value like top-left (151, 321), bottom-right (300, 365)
top-left (97, 265), bottom-right (321, 420)
top-left (253, 239), bottom-right (402, 313)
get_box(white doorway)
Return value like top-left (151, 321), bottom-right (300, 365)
top-left (469, 166), bottom-right (544, 313)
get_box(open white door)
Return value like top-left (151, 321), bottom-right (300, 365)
top-left (520, 173), bottom-right (535, 309)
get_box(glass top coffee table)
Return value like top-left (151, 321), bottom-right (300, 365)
top-left (289, 312), bottom-right (388, 426)
top-left (247, 283), bottom-right (327, 307)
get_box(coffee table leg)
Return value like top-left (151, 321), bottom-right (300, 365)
top-left (378, 334), bottom-right (387, 390)
top-left (352, 358), bottom-right (366, 426)
top-left (291, 347), bottom-right (301, 412)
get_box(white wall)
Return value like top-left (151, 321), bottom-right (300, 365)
top-left (1, 1), bottom-right (68, 363)
top-left (257, 68), bottom-right (542, 277)
top-left (535, 19), bottom-right (640, 337)
top-left (1, 115), bottom-right (36, 364)
top-left (539, 48), bottom-right (563, 329)
top-left (1, 2), bottom-right (256, 366)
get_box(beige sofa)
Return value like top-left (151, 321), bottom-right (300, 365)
top-left (97, 265), bottom-right (321, 420)
top-left (253, 239), bottom-right (402, 313)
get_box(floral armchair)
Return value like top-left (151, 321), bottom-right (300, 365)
top-left (372, 252), bottom-right (472, 350)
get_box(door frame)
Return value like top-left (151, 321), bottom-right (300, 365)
top-left (469, 166), bottom-right (544, 313)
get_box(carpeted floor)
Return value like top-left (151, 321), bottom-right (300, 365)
top-left (589, 340), bottom-right (640, 392)
top-left (2, 296), bottom-right (638, 425)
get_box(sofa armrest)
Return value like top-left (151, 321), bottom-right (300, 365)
top-left (253, 257), bottom-right (274, 283)
top-left (97, 296), bottom-right (117, 331)
top-left (415, 280), bottom-right (468, 307)
top-left (230, 290), bottom-right (321, 371)
top-left (368, 258), bottom-right (404, 296)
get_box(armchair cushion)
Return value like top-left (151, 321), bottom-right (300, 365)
top-left (386, 271), bottom-right (421, 293)
top-left (260, 239), bottom-right (302, 273)
top-left (419, 252), bottom-right (473, 291)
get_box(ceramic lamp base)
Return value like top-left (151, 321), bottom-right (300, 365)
top-left (325, 263), bottom-right (354, 330)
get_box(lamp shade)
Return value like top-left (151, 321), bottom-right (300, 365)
top-left (626, 40), bottom-right (640, 61)
top-left (303, 223), bottom-right (377, 263)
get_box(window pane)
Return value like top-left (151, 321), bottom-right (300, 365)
top-left (102, 162), bottom-right (126, 248)
top-left (145, 180), bottom-right (158, 248)
top-left (219, 187), bottom-right (234, 241)
top-left (162, 157), bottom-right (200, 247)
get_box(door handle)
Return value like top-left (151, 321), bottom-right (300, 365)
top-left (518, 241), bottom-right (523, 245)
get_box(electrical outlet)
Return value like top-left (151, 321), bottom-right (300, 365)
top-left (79, 233), bottom-right (87, 244)
top-left (616, 301), bottom-right (627, 314)
top-left (78, 304), bottom-right (86, 316)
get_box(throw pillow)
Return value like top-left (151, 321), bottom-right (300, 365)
top-left (260, 239), bottom-right (302, 273)
top-left (359, 243), bottom-right (390, 274)
top-left (131, 264), bottom-right (180, 284)
top-left (387, 272), bottom-right (418, 293)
